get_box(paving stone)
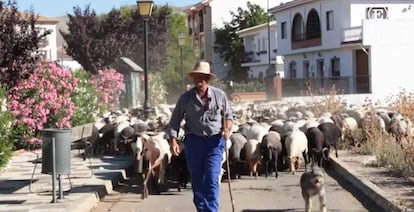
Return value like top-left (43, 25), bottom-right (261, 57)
top-left (0, 149), bottom-right (134, 212)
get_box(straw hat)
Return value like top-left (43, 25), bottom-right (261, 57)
top-left (187, 61), bottom-right (216, 80)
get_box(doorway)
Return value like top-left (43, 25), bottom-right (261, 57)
top-left (355, 49), bottom-right (370, 93)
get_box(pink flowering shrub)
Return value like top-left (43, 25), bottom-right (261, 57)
top-left (89, 68), bottom-right (124, 111)
top-left (7, 62), bottom-right (78, 144)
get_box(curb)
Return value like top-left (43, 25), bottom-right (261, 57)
top-left (67, 162), bottom-right (134, 212)
top-left (67, 193), bottom-right (100, 212)
top-left (329, 156), bottom-right (404, 212)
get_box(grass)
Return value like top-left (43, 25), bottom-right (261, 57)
top-left (302, 84), bottom-right (347, 117)
top-left (306, 85), bottom-right (414, 178)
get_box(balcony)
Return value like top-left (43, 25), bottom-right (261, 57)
top-left (342, 26), bottom-right (362, 44)
top-left (291, 32), bottom-right (321, 49)
top-left (241, 51), bottom-right (260, 65)
top-left (292, 37), bottom-right (321, 49)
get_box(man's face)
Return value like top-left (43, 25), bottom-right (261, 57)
top-left (191, 73), bottom-right (210, 89)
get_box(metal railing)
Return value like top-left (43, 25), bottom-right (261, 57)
top-left (280, 76), bottom-right (371, 97)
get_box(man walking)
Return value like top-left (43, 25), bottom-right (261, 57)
top-left (168, 61), bottom-right (233, 212)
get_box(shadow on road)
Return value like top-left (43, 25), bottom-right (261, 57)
top-left (112, 166), bottom-right (189, 196)
top-left (325, 166), bottom-right (387, 212)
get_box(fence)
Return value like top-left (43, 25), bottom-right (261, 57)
top-left (280, 76), bottom-right (371, 97)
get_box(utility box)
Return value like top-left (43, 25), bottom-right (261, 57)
top-left (120, 57), bottom-right (144, 108)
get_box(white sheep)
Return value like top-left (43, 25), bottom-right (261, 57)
top-left (244, 138), bottom-right (262, 179)
top-left (342, 116), bottom-right (359, 133)
top-left (245, 123), bottom-right (267, 142)
top-left (285, 129), bottom-right (308, 174)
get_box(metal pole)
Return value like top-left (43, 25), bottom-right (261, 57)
top-left (267, 0), bottom-right (272, 75)
top-left (58, 174), bottom-right (63, 199)
top-left (143, 18), bottom-right (150, 119)
top-left (51, 137), bottom-right (56, 203)
top-left (180, 47), bottom-right (184, 92)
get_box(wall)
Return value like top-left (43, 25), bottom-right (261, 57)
top-left (38, 24), bottom-right (57, 61)
top-left (274, 0), bottom-right (414, 56)
top-left (363, 19), bottom-right (414, 98)
top-left (350, 0), bottom-right (414, 26)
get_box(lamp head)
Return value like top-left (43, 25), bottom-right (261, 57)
top-left (177, 32), bottom-right (186, 47)
top-left (137, 0), bottom-right (154, 17)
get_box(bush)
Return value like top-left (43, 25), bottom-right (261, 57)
top-left (71, 69), bottom-right (105, 126)
top-left (304, 84), bottom-right (346, 117)
top-left (0, 87), bottom-right (15, 168)
top-left (89, 68), bottom-right (124, 111)
top-left (149, 72), bottom-right (168, 105)
top-left (357, 92), bottom-right (414, 178)
top-left (7, 62), bottom-right (77, 144)
top-left (209, 79), bottom-right (266, 93)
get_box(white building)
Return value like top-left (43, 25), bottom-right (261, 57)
top-left (185, 0), bottom-right (285, 79)
top-left (56, 45), bottom-right (83, 71)
top-left (33, 15), bottom-right (59, 61)
top-left (55, 16), bottom-right (83, 71)
top-left (26, 14), bottom-right (83, 71)
top-left (270, 0), bottom-right (414, 102)
top-left (236, 21), bottom-right (284, 79)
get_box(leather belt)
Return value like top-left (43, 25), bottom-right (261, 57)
top-left (188, 133), bottom-right (221, 138)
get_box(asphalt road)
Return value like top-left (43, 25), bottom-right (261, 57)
top-left (90, 166), bottom-right (385, 212)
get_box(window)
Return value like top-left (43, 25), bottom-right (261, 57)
top-left (303, 61), bottom-right (310, 78)
top-left (36, 50), bottom-right (48, 60)
top-left (326, 11), bottom-right (334, 30)
top-left (331, 57), bottom-right (340, 77)
top-left (289, 61), bottom-right (297, 78)
top-left (306, 10), bottom-right (321, 39)
top-left (281, 22), bottom-right (286, 39)
top-left (257, 39), bottom-right (261, 52)
top-left (262, 37), bottom-right (266, 52)
top-left (292, 14), bottom-right (305, 41)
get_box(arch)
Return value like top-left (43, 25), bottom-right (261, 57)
top-left (306, 9), bottom-right (321, 39)
top-left (291, 13), bottom-right (305, 41)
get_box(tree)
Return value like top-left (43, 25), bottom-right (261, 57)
top-left (214, 1), bottom-right (269, 82)
top-left (163, 12), bottom-right (196, 103)
top-left (61, 4), bottom-right (172, 74)
top-left (0, 0), bottom-right (51, 89)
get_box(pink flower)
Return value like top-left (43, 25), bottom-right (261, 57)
top-left (89, 68), bottom-right (124, 111)
top-left (7, 62), bottom-right (78, 143)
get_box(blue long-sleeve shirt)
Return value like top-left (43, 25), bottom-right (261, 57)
top-left (168, 86), bottom-right (233, 138)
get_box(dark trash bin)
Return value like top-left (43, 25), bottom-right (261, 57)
top-left (41, 128), bottom-right (72, 175)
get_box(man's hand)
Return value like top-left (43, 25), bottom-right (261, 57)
top-left (222, 128), bottom-right (231, 141)
top-left (170, 138), bottom-right (180, 156)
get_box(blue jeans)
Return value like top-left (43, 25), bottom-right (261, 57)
top-left (184, 134), bottom-right (225, 212)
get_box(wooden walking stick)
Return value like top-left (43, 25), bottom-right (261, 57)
top-left (223, 104), bottom-right (235, 212)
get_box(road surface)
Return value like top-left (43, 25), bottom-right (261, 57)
top-left (90, 167), bottom-right (384, 212)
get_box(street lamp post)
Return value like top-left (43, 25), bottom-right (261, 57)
top-left (137, 0), bottom-right (153, 119)
top-left (177, 32), bottom-right (186, 92)
top-left (194, 48), bottom-right (200, 61)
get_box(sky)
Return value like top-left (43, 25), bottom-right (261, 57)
top-left (16, 0), bottom-right (199, 17)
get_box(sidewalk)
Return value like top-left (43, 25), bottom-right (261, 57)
top-left (1, 148), bottom-right (414, 212)
top-left (0, 149), bottom-right (134, 212)
top-left (330, 150), bottom-right (414, 212)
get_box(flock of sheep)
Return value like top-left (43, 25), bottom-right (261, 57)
top-left (88, 100), bottom-right (414, 201)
